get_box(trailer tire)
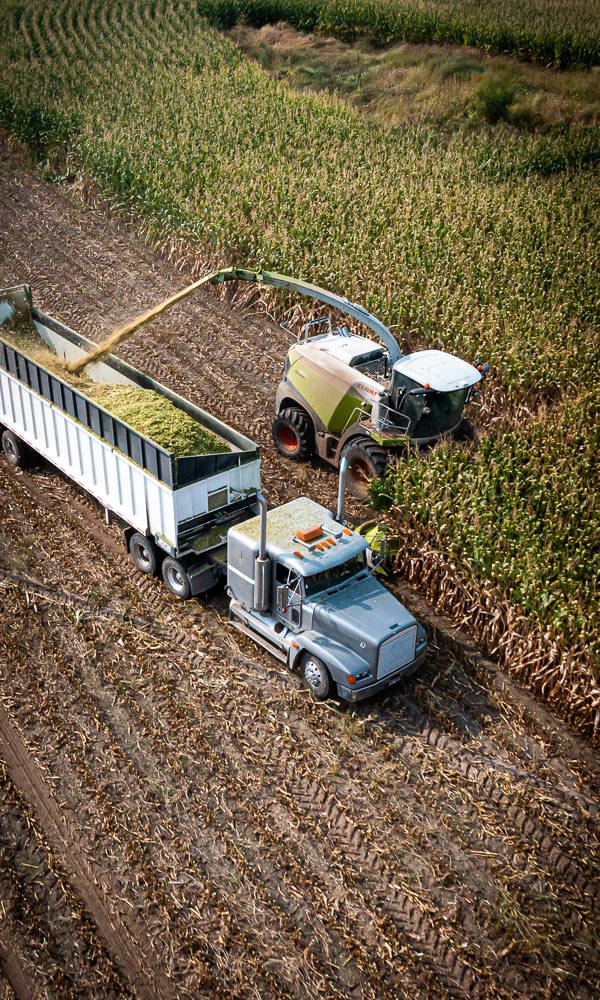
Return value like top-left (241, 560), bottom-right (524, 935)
top-left (1, 430), bottom-right (28, 468)
top-left (129, 533), bottom-right (159, 575)
top-left (272, 407), bottom-right (314, 461)
top-left (162, 557), bottom-right (192, 599)
top-left (341, 439), bottom-right (388, 501)
top-left (301, 654), bottom-right (332, 700)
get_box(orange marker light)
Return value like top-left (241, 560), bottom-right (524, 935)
top-left (293, 550), bottom-right (304, 558)
top-left (297, 525), bottom-right (323, 542)
top-left (346, 675), bottom-right (356, 685)
top-left (343, 528), bottom-right (352, 536)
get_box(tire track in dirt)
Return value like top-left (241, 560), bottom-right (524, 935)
top-left (3, 465), bottom-right (598, 997)
top-left (0, 923), bottom-right (38, 1000)
top-left (0, 765), bottom-right (131, 1000)
top-left (1, 576), bottom-right (434, 999)
top-left (0, 709), bottom-right (177, 1000)
top-left (0, 472), bottom-right (462, 996)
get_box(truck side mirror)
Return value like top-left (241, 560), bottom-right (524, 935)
top-left (276, 584), bottom-right (288, 611)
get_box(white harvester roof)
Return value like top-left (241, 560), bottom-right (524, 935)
top-left (393, 350), bottom-right (481, 392)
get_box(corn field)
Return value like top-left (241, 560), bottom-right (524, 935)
top-left (197, 0), bottom-right (600, 67)
top-left (0, 0), bottom-right (598, 738)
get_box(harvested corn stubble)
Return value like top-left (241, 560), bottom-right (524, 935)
top-left (86, 384), bottom-right (226, 456)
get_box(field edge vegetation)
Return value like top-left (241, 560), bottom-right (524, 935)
top-left (198, 0), bottom-right (600, 68)
top-left (0, 0), bottom-right (598, 741)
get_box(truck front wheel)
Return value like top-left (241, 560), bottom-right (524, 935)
top-left (162, 557), bottom-right (191, 599)
top-left (341, 440), bottom-right (388, 501)
top-left (301, 654), bottom-right (332, 700)
top-left (1, 429), bottom-right (28, 468)
top-left (272, 407), bottom-right (314, 461)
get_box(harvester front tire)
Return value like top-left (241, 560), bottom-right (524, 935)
top-left (129, 533), bottom-right (159, 575)
top-left (1, 430), bottom-right (28, 468)
top-left (342, 440), bottom-right (388, 501)
top-left (301, 654), bottom-right (332, 700)
top-left (453, 418), bottom-right (475, 442)
top-left (272, 407), bottom-right (314, 461)
top-left (162, 557), bottom-right (192, 600)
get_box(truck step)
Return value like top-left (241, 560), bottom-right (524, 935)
top-left (230, 620), bottom-right (288, 663)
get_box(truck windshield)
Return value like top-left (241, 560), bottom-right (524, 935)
top-left (304, 553), bottom-right (367, 596)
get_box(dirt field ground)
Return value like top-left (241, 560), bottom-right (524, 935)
top-left (0, 141), bottom-right (599, 999)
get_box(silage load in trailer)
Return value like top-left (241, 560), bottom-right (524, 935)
top-left (0, 285), bottom-right (227, 462)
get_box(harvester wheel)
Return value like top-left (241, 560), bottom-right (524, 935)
top-left (272, 407), bottom-right (314, 461)
top-left (162, 557), bottom-right (192, 599)
top-left (1, 430), bottom-right (28, 468)
top-left (129, 533), bottom-right (159, 575)
top-left (453, 418), bottom-right (475, 442)
top-left (342, 440), bottom-right (389, 501)
top-left (301, 654), bottom-right (331, 700)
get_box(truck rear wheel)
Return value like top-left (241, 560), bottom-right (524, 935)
top-left (1, 429), bottom-right (28, 468)
top-left (162, 557), bottom-right (191, 599)
top-left (341, 440), bottom-right (388, 501)
top-left (301, 654), bottom-right (332, 700)
top-left (272, 407), bottom-right (314, 461)
top-left (129, 533), bottom-right (159, 575)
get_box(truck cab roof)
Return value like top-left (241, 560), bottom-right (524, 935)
top-left (230, 497), bottom-right (368, 578)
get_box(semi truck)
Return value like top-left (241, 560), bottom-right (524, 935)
top-left (0, 284), bottom-right (427, 701)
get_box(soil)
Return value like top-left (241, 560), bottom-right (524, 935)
top-left (0, 141), bottom-right (598, 999)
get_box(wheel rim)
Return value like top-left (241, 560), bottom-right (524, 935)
top-left (303, 658), bottom-right (325, 691)
top-left (5, 439), bottom-right (17, 462)
top-left (278, 425), bottom-right (298, 452)
top-left (133, 541), bottom-right (152, 571)
top-left (166, 564), bottom-right (186, 594)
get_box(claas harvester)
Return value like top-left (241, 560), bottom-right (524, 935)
top-left (210, 269), bottom-right (489, 499)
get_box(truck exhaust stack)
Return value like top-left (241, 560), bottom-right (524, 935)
top-left (253, 493), bottom-right (270, 613)
top-left (336, 457), bottom-right (348, 523)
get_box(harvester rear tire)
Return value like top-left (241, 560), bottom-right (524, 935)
top-left (129, 533), bottom-right (159, 575)
top-left (342, 440), bottom-right (389, 502)
top-left (272, 407), bottom-right (314, 461)
top-left (1, 430), bottom-right (28, 468)
top-left (162, 557), bottom-right (192, 600)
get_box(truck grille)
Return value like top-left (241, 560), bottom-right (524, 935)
top-left (378, 626), bottom-right (417, 679)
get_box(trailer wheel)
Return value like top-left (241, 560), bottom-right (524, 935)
top-left (162, 557), bottom-right (191, 599)
top-left (1, 430), bottom-right (28, 468)
top-left (129, 533), bottom-right (159, 575)
top-left (301, 654), bottom-right (331, 700)
top-left (341, 440), bottom-right (388, 501)
top-left (272, 407), bottom-right (314, 461)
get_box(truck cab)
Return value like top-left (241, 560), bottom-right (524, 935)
top-left (227, 497), bottom-right (427, 702)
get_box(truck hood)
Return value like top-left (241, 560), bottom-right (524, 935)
top-left (311, 574), bottom-right (415, 658)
